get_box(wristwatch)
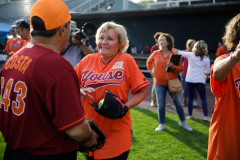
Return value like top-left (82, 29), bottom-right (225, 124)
top-left (78, 41), bottom-right (83, 46)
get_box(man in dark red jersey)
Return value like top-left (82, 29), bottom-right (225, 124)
top-left (0, 0), bottom-right (99, 159)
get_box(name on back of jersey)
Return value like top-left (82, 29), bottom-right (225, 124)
top-left (4, 55), bottom-right (32, 74)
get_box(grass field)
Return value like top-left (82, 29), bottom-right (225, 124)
top-left (0, 108), bottom-right (210, 160)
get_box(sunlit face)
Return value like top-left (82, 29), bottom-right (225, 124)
top-left (10, 30), bottom-right (17, 37)
top-left (97, 28), bottom-right (120, 58)
top-left (15, 28), bottom-right (25, 40)
top-left (160, 36), bottom-right (169, 49)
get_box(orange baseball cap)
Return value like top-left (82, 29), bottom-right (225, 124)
top-left (30, 0), bottom-right (71, 30)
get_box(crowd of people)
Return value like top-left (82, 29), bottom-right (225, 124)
top-left (0, 0), bottom-right (239, 159)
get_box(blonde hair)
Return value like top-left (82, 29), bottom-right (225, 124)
top-left (222, 13), bottom-right (240, 50)
top-left (192, 40), bottom-right (209, 60)
top-left (186, 39), bottom-right (196, 50)
top-left (95, 21), bottom-right (129, 53)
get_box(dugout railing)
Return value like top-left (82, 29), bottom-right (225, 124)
top-left (132, 55), bottom-right (214, 85)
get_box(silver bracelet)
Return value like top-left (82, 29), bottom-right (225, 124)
top-left (230, 54), bottom-right (239, 63)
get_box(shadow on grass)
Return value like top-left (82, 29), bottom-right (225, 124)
top-left (191, 118), bottom-right (211, 127)
top-left (134, 107), bottom-right (159, 121)
top-left (133, 107), bottom-right (208, 158)
top-left (131, 136), bottom-right (138, 144)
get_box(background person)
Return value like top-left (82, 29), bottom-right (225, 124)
top-left (181, 39), bottom-right (198, 107)
top-left (208, 13), bottom-right (240, 160)
top-left (15, 19), bottom-right (31, 47)
top-left (174, 40), bottom-right (211, 122)
top-left (215, 40), bottom-right (229, 57)
top-left (0, 0), bottom-right (99, 159)
top-left (61, 20), bottom-right (94, 67)
top-left (150, 32), bottom-right (162, 107)
top-left (0, 40), bottom-right (4, 50)
top-left (5, 25), bottom-right (24, 59)
top-left (74, 21), bottom-right (149, 160)
top-left (147, 33), bottom-right (192, 132)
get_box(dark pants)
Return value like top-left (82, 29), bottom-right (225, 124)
top-left (86, 151), bottom-right (129, 160)
top-left (187, 82), bottom-right (208, 116)
top-left (4, 144), bottom-right (77, 160)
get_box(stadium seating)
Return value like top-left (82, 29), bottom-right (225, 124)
top-left (0, 0), bottom-right (238, 25)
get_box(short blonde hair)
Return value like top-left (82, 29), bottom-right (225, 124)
top-left (222, 13), bottom-right (240, 50)
top-left (192, 40), bottom-right (209, 60)
top-left (186, 39), bottom-right (196, 50)
top-left (95, 21), bottom-right (129, 53)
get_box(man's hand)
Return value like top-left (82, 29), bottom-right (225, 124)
top-left (81, 130), bottom-right (99, 147)
top-left (79, 119), bottom-right (106, 152)
top-left (72, 37), bottom-right (84, 45)
top-left (7, 51), bottom-right (14, 59)
top-left (80, 87), bottom-right (95, 100)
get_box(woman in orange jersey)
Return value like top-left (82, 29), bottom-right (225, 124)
top-left (147, 33), bottom-right (192, 132)
top-left (208, 13), bottom-right (240, 160)
top-left (74, 21), bottom-right (149, 160)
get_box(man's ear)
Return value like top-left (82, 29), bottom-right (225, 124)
top-left (59, 24), bottom-right (67, 37)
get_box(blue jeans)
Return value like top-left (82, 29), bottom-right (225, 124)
top-left (186, 82), bottom-right (208, 116)
top-left (155, 84), bottom-right (185, 124)
top-left (182, 77), bottom-right (198, 99)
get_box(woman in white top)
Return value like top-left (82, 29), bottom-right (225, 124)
top-left (175, 40), bottom-right (211, 121)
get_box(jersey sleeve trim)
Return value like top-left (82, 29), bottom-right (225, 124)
top-left (132, 82), bottom-right (149, 94)
top-left (57, 117), bottom-right (85, 131)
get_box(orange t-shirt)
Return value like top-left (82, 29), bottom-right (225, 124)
top-left (208, 53), bottom-right (240, 160)
top-left (146, 49), bottom-right (183, 86)
top-left (5, 37), bottom-right (24, 53)
top-left (74, 52), bottom-right (149, 159)
top-left (22, 37), bottom-right (31, 47)
top-left (215, 46), bottom-right (229, 57)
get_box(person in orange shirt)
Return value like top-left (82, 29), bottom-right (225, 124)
top-left (208, 13), bottom-right (240, 160)
top-left (5, 25), bottom-right (24, 58)
top-left (150, 32), bottom-right (162, 107)
top-left (215, 41), bottom-right (229, 57)
top-left (15, 19), bottom-right (31, 47)
top-left (74, 21), bottom-right (149, 160)
top-left (147, 33), bottom-right (192, 131)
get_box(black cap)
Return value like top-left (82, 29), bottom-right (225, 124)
top-left (16, 19), bottom-right (30, 29)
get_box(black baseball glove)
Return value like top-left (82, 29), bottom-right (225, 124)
top-left (89, 91), bottom-right (129, 119)
top-left (78, 119), bottom-right (106, 152)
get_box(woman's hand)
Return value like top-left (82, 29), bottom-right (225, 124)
top-left (150, 69), bottom-right (154, 77)
top-left (205, 75), bottom-right (209, 81)
top-left (80, 87), bottom-right (95, 100)
top-left (167, 62), bottom-right (173, 68)
top-left (167, 62), bottom-right (176, 70)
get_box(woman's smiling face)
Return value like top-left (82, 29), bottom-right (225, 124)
top-left (97, 28), bottom-right (120, 59)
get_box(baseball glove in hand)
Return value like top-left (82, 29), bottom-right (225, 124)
top-left (79, 119), bottom-right (106, 152)
top-left (89, 91), bottom-right (129, 119)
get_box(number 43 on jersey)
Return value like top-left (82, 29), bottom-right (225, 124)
top-left (1, 77), bottom-right (27, 116)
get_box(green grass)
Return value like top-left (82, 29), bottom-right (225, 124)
top-left (0, 108), bottom-right (210, 160)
